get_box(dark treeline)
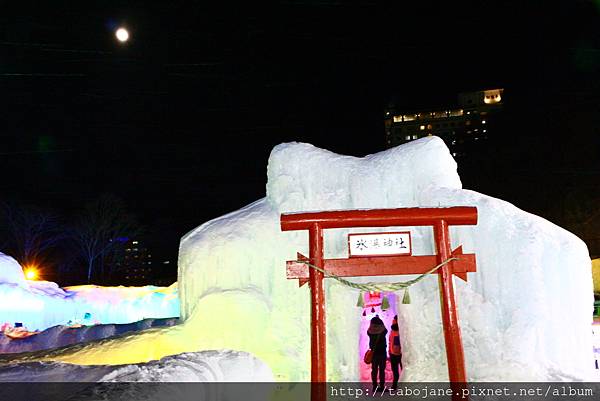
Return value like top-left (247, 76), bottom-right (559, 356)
top-left (0, 194), bottom-right (141, 286)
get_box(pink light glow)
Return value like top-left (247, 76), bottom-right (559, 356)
top-left (358, 292), bottom-right (401, 382)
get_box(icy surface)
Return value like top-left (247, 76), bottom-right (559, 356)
top-left (0, 269), bottom-right (179, 331)
top-left (8, 137), bottom-right (595, 382)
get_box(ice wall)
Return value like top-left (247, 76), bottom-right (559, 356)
top-left (25, 137), bottom-right (595, 381)
top-left (0, 261), bottom-right (179, 331)
top-left (177, 137), bottom-right (595, 381)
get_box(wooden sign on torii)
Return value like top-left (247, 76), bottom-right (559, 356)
top-left (281, 207), bottom-right (478, 401)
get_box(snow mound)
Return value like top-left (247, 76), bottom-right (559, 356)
top-left (27, 280), bottom-right (68, 297)
top-left (0, 253), bottom-right (26, 287)
top-left (17, 137), bottom-right (594, 382)
top-left (98, 350), bottom-right (272, 382)
top-left (0, 352), bottom-right (272, 400)
top-left (266, 139), bottom-right (461, 213)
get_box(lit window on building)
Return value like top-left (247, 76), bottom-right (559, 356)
top-left (393, 116), bottom-right (402, 123)
top-left (483, 92), bottom-right (501, 104)
top-left (420, 125), bottom-right (425, 130)
top-left (482, 120), bottom-right (486, 124)
top-left (483, 129), bottom-right (487, 133)
top-left (405, 135), bottom-right (411, 140)
top-left (412, 135), bottom-right (418, 140)
top-left (427, 124), bottom-right (432, 129)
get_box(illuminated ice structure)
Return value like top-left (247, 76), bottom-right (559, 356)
top-left (0, 253), bottom-right (179, 332)
top-left (13, 137), bottom-right (595, 381)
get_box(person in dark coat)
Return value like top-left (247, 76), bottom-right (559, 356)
top-left (367, 315), bottom-right (388, 393)
top-left (388, 315), bottom-right (403, 389)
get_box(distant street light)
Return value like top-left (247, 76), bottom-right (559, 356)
top-left (115, 27), bottom-right (130, 43)
top-left (24, 267), bottom-right (38, 280)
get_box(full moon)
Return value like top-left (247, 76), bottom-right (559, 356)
top-left (115, 27), bottom-right (129, 42)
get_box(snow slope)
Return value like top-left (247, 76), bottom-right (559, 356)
top-left (9, 137), bottom-right (595, 382)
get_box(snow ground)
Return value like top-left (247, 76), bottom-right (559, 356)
top-left (0, 351), bottom-right (273, 401)
top-left (0, 350), bottom-right (272, 382)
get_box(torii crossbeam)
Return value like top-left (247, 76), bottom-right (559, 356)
top-left (281, 207), bottom-right (478, 401)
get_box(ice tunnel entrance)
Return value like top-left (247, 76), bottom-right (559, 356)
top-left (281, 207), bottom-right (478, 401)
top-left (359, 291), bottom-right (399, 382)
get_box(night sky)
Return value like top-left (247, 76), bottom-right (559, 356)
top-left (1, 1), bottom-right (600, 271)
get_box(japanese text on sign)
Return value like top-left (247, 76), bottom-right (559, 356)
top-left (348, 232), bottom-right (411, 257)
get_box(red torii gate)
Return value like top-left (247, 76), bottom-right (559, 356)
top-left (281, 207), bottom-right (478, 400)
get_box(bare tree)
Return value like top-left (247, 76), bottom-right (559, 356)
top-left (71, 194), bottom-right (139, 283)
top-left (0, 201), bottom-right (66, 268)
